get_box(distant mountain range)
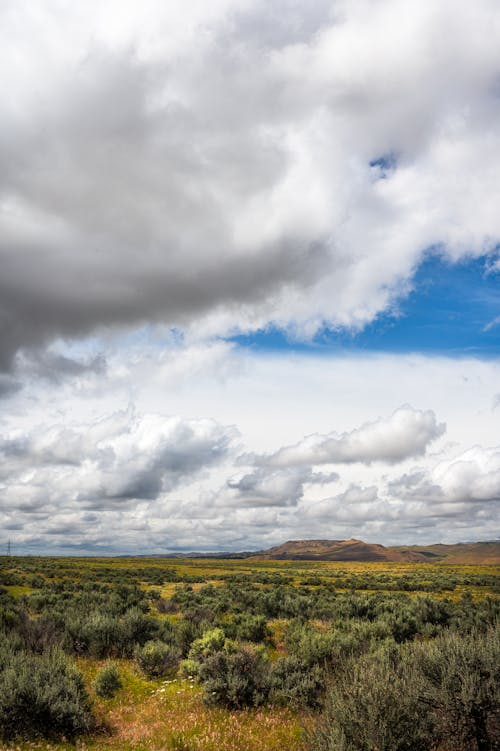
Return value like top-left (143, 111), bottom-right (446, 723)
top-left (248, 539), bottom-right (500, 564)
top-left (151, 538), bottom-right (500, 564)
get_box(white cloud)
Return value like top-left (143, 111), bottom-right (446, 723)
top-left (1, 0), bottom-right (500, 365)
top-left (214, 466), bottom-right (338, 508)
top-left (483, 315), bottom-right (500, 332)
top-left (390, 445), bottom-right (500, 505)
top-left (0, 408), bottom-right (237, 511)
top-left (257, 405), bottom-right (445, 467)
top-left (1, 338), bottom-right (499, 552)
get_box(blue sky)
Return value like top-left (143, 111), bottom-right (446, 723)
top-left (230, 254), bottom-right (500, 356)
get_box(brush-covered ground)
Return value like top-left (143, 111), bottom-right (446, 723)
top-left (0, 556), bottom-right (499, 751)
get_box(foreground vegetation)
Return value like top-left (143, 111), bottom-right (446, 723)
top-left (0, 556), bottom-right (498, 750)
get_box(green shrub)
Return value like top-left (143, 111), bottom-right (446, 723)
top-left (187, 628), bottom-right (227, 665)
top-left (269, 656), bottom-right (324, 709)
top-left (176, 618), bottom-right (201, 656)
top-left (134, 640), bottom-right (181, 678)
top-left (411, 626), bottom-right (500, 751)
top-left (198, 645), bottom-right (269, 709)
top-left (64, 612), bottom-right (123, 657)
top-left (311, 649), bottom-right (432, 751)
top-left (311, 625), bottom-right (500, 751)
top-left (64, 607), bottom-right (159, 658)
top-left (121, 608), bottom-right (159, 649)
top-left (226, 614), bottom-right (270, 643)
top-left (0, 631), bottom-right (24, 667)
top-left (93, 663), bottom-right (122, 698)
top-left (285, 619), bottom-right (336, 665)
top-left (0, 648), bottom-right (93, 741)
top-left (178, 628), bottom-right (224, 678)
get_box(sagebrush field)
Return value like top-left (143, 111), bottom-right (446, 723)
top-left (1, 555), bottom-right (498, 751)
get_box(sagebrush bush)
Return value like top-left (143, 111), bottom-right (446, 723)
top-left (411, 626), bottom-right (500, 751)
top-left (0, 648), bottom-right (93, 741)
top-left (225, 613), bottom-right (270, 643)
top-left (64, 607), bottom-right (159, 658)
top-left (311, 625), bottom-right (500, 751)
top-left (284, 619), bottom-right (336, 666)
top-left (181, 627), bottom-right (234, 679)
top-left (134, 640), bottom-right (181, 678)
top-left (64, 612), bottom-right (122, 657)
top-left (198, 645), bottom-right (269, 709)
top-left (188, 628), bottom-right (227, 661)
top-left (176, 618), bottom-right (201, 657)
top-left (311, 647), bottom-right (432, 751)
top-left (93, 663), bottom-right (122, 697)
top-left (269, 656), bottom-right (324, 709)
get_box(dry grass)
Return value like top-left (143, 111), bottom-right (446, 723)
top-left (6, 661), bottom-right (308, 751)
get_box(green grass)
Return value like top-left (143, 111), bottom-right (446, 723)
top-left (4, 584), bottom-right (33, 598)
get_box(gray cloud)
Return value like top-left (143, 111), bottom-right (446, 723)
top-left (3, 449), bottom-right (498, 553)
top-left (214, 466), bottom-right (339, 508)
top-left (300, 472), bottom-right (499, 541)
top-left (15, 350), bottom-right (107, 383)
top-left (0, 348), bottom-right (106, 398)
top-left (254, 405), bottom-right (445, 467)
top-left (0, 375), bottom-right (21, 399)
top-left (2, 348), bottom-right (498, 553)
top-left (303, 484), bottom-right (386, 524)
top-left (388, 445), bottom-right (500, 505)
top-left (0, 409), bottom-right (237, 510)
top-left (387, 470), bottom-right (444, 501)
top-left (2, 1), bottom-right (500, 366)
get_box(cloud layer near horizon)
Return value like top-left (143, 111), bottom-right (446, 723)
top-left (2, 0), bottom-right (500, 367)
top-left (1, 346), bottom-right (499, 553)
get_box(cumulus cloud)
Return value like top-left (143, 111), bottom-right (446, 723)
top-left (2, 0), bottom-right (500, 366)
top-left (214, 466), bottom-right (338, 507)
top-left (0, 408), bottom-right (237, 510)
top-left (1, 345), bottom-right (498, 552)
top-left (389, 445), bottom-right (500, 505)
top-left (255, 405), bottom-right (445, 467)
top-left (303, 484), bottom-right (385, 523)
top-left (299, 468), bottom-right (499, 543)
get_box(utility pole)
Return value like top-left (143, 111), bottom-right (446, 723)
top-left (6, 539), bottom-right (11, 557)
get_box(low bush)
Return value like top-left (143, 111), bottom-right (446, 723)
top-left (0, 648), bottom-right (93, 741)
top-left (134, 640), bottom-right (181, 678)
top-left (189, 627), bottom-right (226, 658)
top-left (198, 644), bottom-right (269, 709)
top-left (269, 656), bottom-right (324, 709)
top-left (225, 613), bottom-right (270, 643)
top-left (311, 648), bottom-right (432, 751)
top-left (311, 625), bottom-right (500, 751)
top-left (285, 619), bottom-right (336, 665)
top-left (411, 626), bottom-right (500, 751)
top-left (93, 663), bottom-right (122, 698)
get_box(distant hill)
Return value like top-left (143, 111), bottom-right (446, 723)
top-left (250, 538), bottom-right (500, 564)
top-left (127, 539), bottom-right (499, 563)
top-left (394, 541), bottom-right (500, 565)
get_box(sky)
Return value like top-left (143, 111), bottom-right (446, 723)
top-left (1, 0), bottom-right (499, 554)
